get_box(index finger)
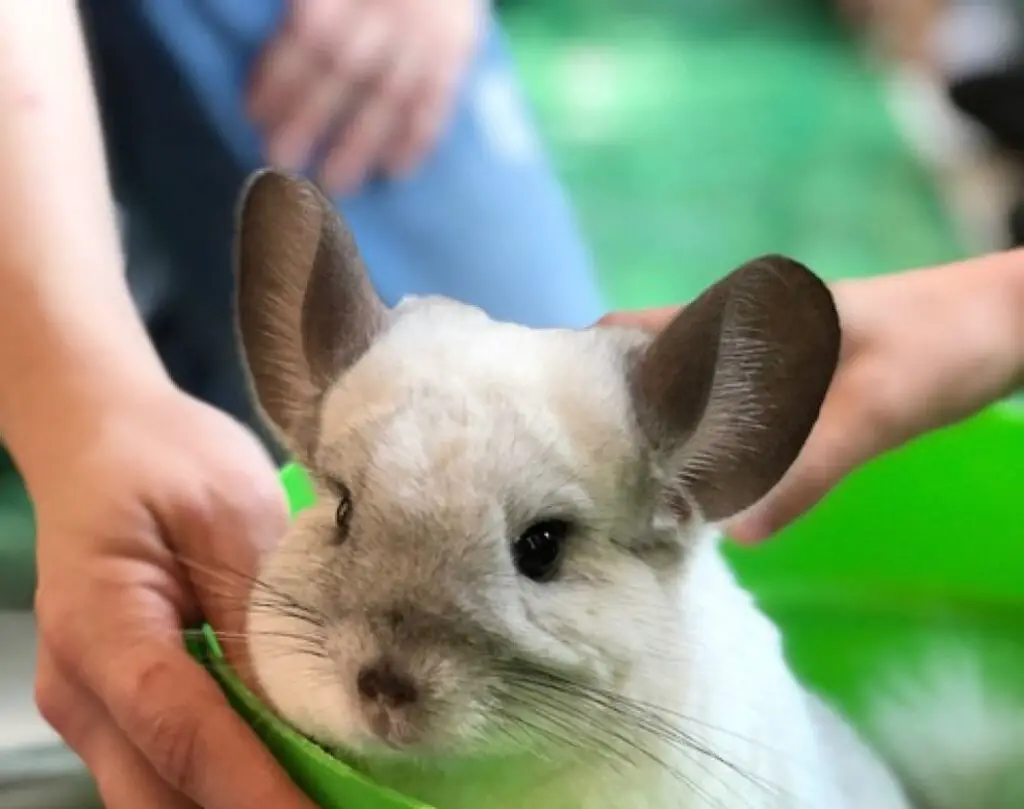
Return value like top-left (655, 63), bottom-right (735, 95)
top-left (596, 306), bottom-right (681, 332)
top-left (724, 390), bottom-right (877, 542)
top-left (74, 614), bottom-right (317, 809)
top-left (248, 27), bottom-right (315, 127)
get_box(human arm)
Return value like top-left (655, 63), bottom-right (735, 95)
top-left (0, 4), bottom-right (314, 808)
top-left (0, 1), bottom-right (166, 472)
top-left (600, 250), bottom-right (1024, 541)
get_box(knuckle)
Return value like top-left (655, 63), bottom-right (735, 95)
top-left (35, 599), bottom-right (82, 670)
top-left (32, 649), bottom-right (94, 754)
top-left (219, 472), bottom-right (287, 532)
top-left (34, 664), bottom-right (71, 731)
top-left (174, 480), bottom-right (221, 537)
top-left (122, 655), bottom-right (207, 795)
top-left (172, 468), bottom-right (287, 559)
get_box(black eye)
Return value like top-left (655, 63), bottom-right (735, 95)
top-left (334, 482), bottom-right (353, 543)
top-left (512, 519), bottom-right (571, 583)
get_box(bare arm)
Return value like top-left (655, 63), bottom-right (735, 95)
top-left (3, 9), bottom-right (318, 808)
top-left (0, 1), bottom-right (168, 485)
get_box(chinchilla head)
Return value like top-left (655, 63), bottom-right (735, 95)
top-left (234, 169), bottom-right (840, 763)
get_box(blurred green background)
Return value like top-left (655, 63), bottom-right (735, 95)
top-left (502, 0), bottom-right (965, 305)
top-left (0, 0), bottom-right (968, 604)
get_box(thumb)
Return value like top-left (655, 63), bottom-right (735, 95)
top-left (725, 404), bottom-right (875, 543)
top-left (596, 306), bottom-right (681, 332)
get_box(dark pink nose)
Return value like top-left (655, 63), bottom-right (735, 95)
top-left (357, 662), bottom-right (418, 708)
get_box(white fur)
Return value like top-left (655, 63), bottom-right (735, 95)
top-left (246, 301), bottom-right (919, 809)
top-left (870, 649), bottom-right (1024, 809)
top-left (238, 238), bottom-right (1018, 808)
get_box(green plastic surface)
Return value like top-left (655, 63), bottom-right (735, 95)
top-left (191, 399), bottom-right (1024, 808)
top-left (188, 625), bottom-right (429, 809)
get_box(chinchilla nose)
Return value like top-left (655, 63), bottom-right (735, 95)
top-left (357, 660), bottom-right (418, 708)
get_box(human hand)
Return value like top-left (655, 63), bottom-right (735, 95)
top-left (600, 252), bottom-right (1024, 542)
top-left (248, 0), bottom-right (483, 195)
top-left (29, 380), bottom-right (316, 809)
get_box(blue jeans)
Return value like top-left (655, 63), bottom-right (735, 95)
top-left (80, 0), bottom-right (605, 428)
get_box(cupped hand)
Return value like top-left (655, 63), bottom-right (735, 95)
top-left (600, 254), bottom-right (1024, 542)
top-left (30, 381), bottom-right (315, 809)
top-left (249, 0), bottom-right (483, 195)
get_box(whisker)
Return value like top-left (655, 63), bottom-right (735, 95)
top-left (498, 662), bottom-right (785, 807)
top-left (499, 683), bottom-right (727, 809)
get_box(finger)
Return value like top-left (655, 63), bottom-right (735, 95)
top-left (248, 29), bottom-right (317, 132)
top-left (381, 48), bottom-right (458, 178)
top-left (258, 0), bottom-right (367, 170)
top-left (725, 393), bottom-right (877, 543)
top-left (36, 650), bottom-right (198, 809)
top-left (321, 47), bottom-right (417, 193)
top-left (54, 603), bottom-right (317, 809)
top-left (265, 4), bottom-right (392, 175)
top-left (90, 718), bottom-right (200, 809)
top-left (381, 89), bottom-right (443, 179)
top-left (266, 70), bottom-right (352, 171)
top-left (112, 641), bottom-right (315, 808)
top-left (595, 306), bottom-right (681, 332)
top-left (249, 0), bottom-right (350, 123)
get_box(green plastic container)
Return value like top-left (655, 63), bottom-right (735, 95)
top-left (189, 400), bottom-right (1024, 809)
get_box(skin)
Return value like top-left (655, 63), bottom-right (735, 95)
top-left (600, 250), bottom-right (1024, 542)
top-left (0, 4), bottom-right (314, 808)
top-left (249, 0), bottom-right (483, 194)
top-left (2, 4), bottom-right (1020, 807)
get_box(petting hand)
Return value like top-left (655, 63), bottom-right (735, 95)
top-left (30, 380), bottom-right (315, 809)
top-left (600, 252), bottom-right (1024, 542)
top-left (248, 0), bottom-right (483, 195)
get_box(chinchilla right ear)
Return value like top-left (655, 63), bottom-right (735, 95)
top-left (233, 168), bottom-right (389, 462)
top-left (629, 255), bottom-right (841, 524)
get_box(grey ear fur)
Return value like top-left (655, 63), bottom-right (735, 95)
top-left (630, 255), bottom-right (841, 523)
top-left (234, 168), bottom-right (388, 460)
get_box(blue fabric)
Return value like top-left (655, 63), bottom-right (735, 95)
top-left (80, 0), bottom-right (604, 426)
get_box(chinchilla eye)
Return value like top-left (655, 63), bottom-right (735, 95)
top-left (333, 482), bottom-right (353, 544)
top-left (512, 519), bottom-right (571, 583)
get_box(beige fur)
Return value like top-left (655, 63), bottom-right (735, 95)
top-left (243, 297), bottom-right (906, 808)
top-left (234, 170), bottom-right (1017, 809)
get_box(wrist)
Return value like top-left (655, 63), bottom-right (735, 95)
top-left (0, 311), bottom-right (173, 492)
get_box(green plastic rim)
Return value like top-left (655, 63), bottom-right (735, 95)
top-left (191, 400), bottom-right (1024, 808)
top-left (187, 620), bottom-right (432, 809)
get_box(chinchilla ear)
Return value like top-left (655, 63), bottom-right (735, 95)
top-left (234, 168), bottom-right (388, 461)
top-left (629, 255), bottom-right (841, 523)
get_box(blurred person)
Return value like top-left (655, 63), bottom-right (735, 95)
top-left (79, 0), bottom-right (606, 431)
top-left (1, 2), bottom-right (603, 809)
top-left (601, 249), bottom-right (1024, 543)
top-left (938, 0), bottom-right (1024, 247)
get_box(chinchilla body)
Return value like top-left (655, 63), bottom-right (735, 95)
top-left (230, 168), bottom-right (1022, 809)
